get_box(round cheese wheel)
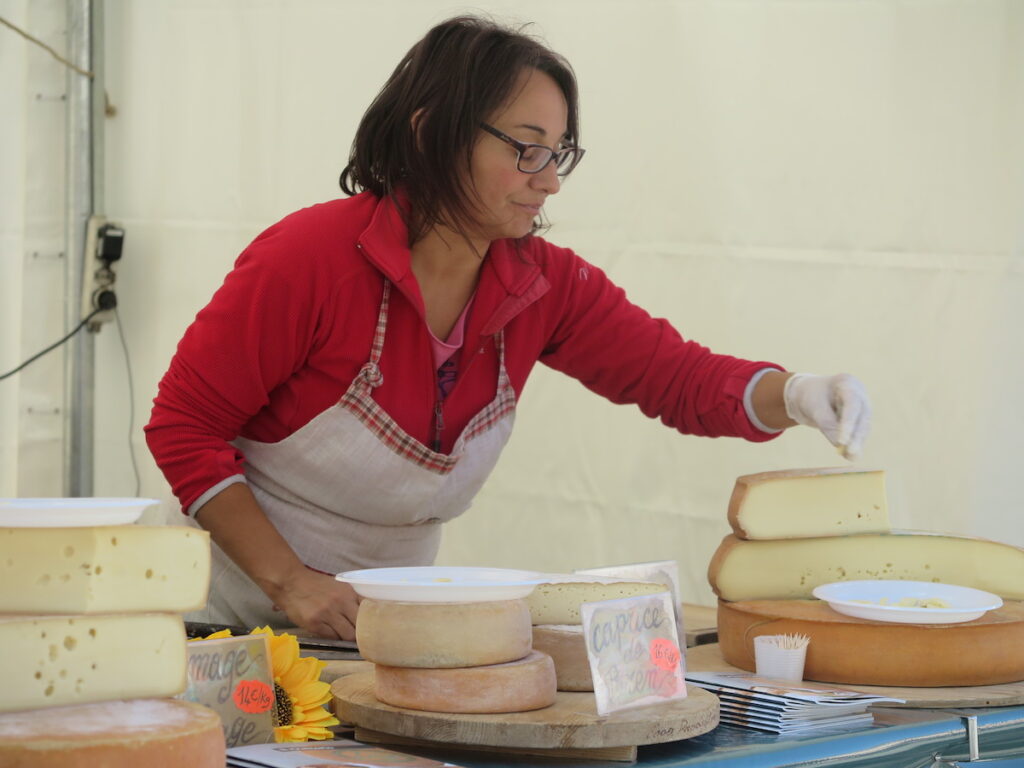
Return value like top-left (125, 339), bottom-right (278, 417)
top-left (374, 651), bottom-right (557, 714)
top-left (718, 598), bottom-right (1024, 687)
top-left (356, 598), bottom-right (531, 668)
top-left (531, 625), bottom-right (593, 691)
top-left (0, 698), bottom-right (225, 768)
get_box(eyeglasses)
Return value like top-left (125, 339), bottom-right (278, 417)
top-left (480, 123), bottom-right (585, 177)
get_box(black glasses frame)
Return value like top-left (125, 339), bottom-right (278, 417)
top-left (479, 123), bottom-right (585, 177)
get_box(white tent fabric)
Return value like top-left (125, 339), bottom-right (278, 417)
top-left (2, 0), bottom-right (1022, 605)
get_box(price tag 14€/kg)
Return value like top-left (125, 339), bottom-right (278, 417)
top-left (580, 592), bottom-right (686, 716)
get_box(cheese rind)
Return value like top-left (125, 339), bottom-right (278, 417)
top-left (708, 532), bottom-right (1024, 601)
top-left (526, 575), bottom-right (669, 625)
top-left (531, 625), bottom-right (593, 691)
top-left (717, 598), bottom-right (1024, 686)
top-left (0, 525), bottom-right (210, 614)
top-left (0, 698), bottom-right (225, 767)
top-left (0, 613), bottom-right (188, 713)
top-left (373, 651), bottom-right (557, 714)
top-left (728, 468), bottom-right (889, 540)
top-left (356, 599), bottom-right (531, 668)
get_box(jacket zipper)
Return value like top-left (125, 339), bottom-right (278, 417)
top-left (432, 401), bottom-right (444, 453)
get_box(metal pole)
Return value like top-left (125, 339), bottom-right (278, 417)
top-left (64, 0), bottom-right (93, 496)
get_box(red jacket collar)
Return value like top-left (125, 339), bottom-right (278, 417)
top-left (356, 195), bottom-right (548, 331)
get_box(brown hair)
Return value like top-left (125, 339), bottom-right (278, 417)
top-left (339, 15), bottom-right (580, 245)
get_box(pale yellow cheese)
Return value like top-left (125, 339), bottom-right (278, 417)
top-left (531, 625), bottom-right (593, 691)
top-left (526, 575), bottom-right (669, 625)
top-left (0, 525), bottom-right (210, 614)
top-left (0, 699), bottom-right (225, 767)
top-left (728, 468), bottom-right (889, 540)
top-left (708, 532), bottom-right (1024, 601)
top-left (356, 599), bottom-right (531, 668)
top-left (0, 613), bottom-right (188, 713)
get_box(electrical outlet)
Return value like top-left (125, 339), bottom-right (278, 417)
top-left (80, 214), bottom-right (121, 331)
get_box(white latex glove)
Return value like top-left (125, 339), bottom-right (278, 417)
top-left (783, 373), bottom-right (871, 460)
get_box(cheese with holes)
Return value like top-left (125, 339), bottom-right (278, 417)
top-left (0, 613), bottom-right (187, 713)
top-left (0, 699), bottom-right (224, 767)
top-left (708, 532), bottom-right (1024, 601)
top-left (356, 599), bottom-right (531, 668)
top-left (532, 625), bottom-right (593, 691)
top-left (0, 525), bottom-right (210, 614)
top-left (373, 651), bottom-right (557, 713)
top-left (526, 575), bottom-right (669, 625)
top-left (728, 468), bottom-right (889, 539)
top-left (718, 598), bottom-right (1024, 686)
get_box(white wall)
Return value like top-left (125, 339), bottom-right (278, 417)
top-left (3, 0), bottom-right (1023, 605)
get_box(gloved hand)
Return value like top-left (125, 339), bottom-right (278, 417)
top-left (783, 373), bottom-right (871, 460)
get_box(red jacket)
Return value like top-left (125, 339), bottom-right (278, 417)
top-left (145, 192), bottom-right (782, 513)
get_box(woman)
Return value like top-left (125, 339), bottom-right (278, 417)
top-left (145, 16), bottom-right (870, 640)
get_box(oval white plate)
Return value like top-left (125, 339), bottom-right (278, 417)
top-left (0, 498), bottom-right (159, 527)
top-left (336, 566), bottom-right (546, 602)
top-left (812, 580), bottom-right (1003, 624)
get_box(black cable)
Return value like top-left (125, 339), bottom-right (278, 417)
top-left (0, 308), bottom-right (103, 382)
top-left (114, 307), bottom-right (141, 497)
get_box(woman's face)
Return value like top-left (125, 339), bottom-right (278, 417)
top-left (466, 68), bottom-right (569, 244)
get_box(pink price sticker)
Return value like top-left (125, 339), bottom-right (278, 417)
top-left (233, 679), bottom-right (274, 714)
top-left (649, 637), bottom-right (680, 671)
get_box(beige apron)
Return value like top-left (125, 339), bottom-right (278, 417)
top-left (195, 281), bottom-right (516, 628)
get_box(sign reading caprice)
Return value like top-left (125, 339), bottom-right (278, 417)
top-left (581, 592), bottom-right (687, 715)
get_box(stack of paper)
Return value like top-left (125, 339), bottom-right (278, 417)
top-left (686, 671), bottom-right (904, 734)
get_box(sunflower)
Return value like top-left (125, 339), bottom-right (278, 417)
top-left (192, 626), bottom-right (340, 742)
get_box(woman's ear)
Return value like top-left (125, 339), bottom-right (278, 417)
top-left (411, 108), bottom-right (426, 152)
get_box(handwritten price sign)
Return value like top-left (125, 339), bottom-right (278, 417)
top-left (178, 634), bottom-right (276, 747)
top-left (581, 592), bottom-right (686, 715)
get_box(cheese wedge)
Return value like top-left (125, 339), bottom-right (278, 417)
top-left (356, 598), bottom-right (531, 668)
top-left (373, 651), bottom-right (557, 714)
top-left (728, 468), bottom-right (889, 540)
top-left (0, 699), bottom-right (225, 767)
top-left (708, 532), bottom-right (1024, 601)
top-left (0, 613), bottom-right (188, 713)
top-left (526, 574), bottom-right (669, 625)
top-left (531, 625), bottom-right (593, 691)
top-left (0, 525), bottom-right (210, 614)
top-left (718, 598), bottom-right (1024, 686)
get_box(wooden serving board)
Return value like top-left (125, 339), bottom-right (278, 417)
top-left (687, 643), bottom-right (1024, 709)
top-left (332, 671), bottom-right (719, 760)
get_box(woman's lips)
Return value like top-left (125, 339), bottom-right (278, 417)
top-left (515, 202), bottom-right (543, 214)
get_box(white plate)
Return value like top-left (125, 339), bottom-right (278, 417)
top-left (336, 566), bottom-right (546, 602)
top-left (812, 580), bottom-right (1003, 624)
top-left (0, 498), bottom-right (159, 527)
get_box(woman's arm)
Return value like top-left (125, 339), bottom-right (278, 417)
top-left (194, 483), bottom-right (361, 640)
top-left (749, 370), bottom-right (798, 430)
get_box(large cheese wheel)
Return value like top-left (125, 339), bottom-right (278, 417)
top-left (0, 525), bottom-right (210, 614)
top-left (356, 599), bottom-right (531, 668)
top-left (531, 625), bottom-right (593, 691)
top-left (0, 699), bottom-right (225, 768)
top-left (708, 532), bottom-right (1024, 601)
top-left (0, 613), bottom-right (187, 713)
top-left (728, 468), bottom-right (889, 540)
top-left (373, 651), bottom-right (557, 713)
top-left (526, 575), bottom-right (668, 625)
top-left (718, 598), bottom-right (1024, 687)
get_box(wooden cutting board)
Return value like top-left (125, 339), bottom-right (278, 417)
top-left (687, 643), bottom-right (1024, 708)
top-left (716, 598), bottom-right (1024, 688)
top-left (332, 670), bottom-right (719, 760)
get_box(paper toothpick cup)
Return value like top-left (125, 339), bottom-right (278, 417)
top-left (754, 634), bottom-right (809, 681)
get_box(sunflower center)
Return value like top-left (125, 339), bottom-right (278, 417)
top-left (272, 682), bottom-right (293, 727)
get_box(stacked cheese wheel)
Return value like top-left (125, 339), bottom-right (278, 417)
top-left (356, 598), bottom-right (557, 713)
top-left (527, 575), bottom-right (671, 692)
top-left (708, 468), bottom-right (1024, 686)
top-left (0, 522), bottom-right (225, 766)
